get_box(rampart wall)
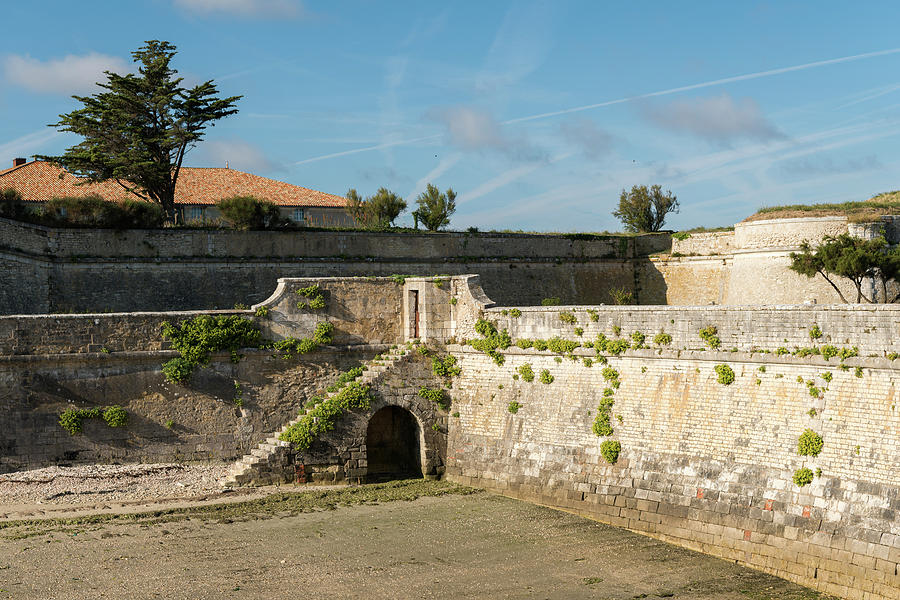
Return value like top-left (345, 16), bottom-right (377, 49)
top-left (440, 288), bottom-right (900, 599)
top-left (0, 217), bottom-right (670, 314)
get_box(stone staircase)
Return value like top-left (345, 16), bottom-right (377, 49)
top-left (221, 344), bottom-right (415, 487)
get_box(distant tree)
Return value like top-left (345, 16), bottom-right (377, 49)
top-left (344, 187), bottom-right (406, 228)
top-left (612, 184), bottom-right (679, 232)
top-left (412, 184), bottom-right (456, 231)
top-left (37, 40), bottom-right (241, 224)
top-left (790, 233), bottom-right (900, 303)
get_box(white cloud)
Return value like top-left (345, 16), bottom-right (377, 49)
top-left (195, 140), bottom-right (281, 173)
top-left (174, 0), bottom-right (304, 18)
top-left (559, 118), bottom-right (614, 158)
top-left (428, 105), bottom-right (544, 161)
top-left (640, 93), bottom-right (784, 144)
top-left (3, 53), bottom-right (127, 95)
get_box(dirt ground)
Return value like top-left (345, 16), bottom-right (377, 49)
top-left (0, 479), bottom-right (836, 600)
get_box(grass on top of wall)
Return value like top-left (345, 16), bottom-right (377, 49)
top-left (746, 193), bottom-right (900, 223)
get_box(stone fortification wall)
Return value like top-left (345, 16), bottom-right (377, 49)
top-left (445, 345), bottom-right (900, 599)
top-left (253, 277), bottom-right (403, 345)
top-left (476, 303), bottom-right (900, 356)
top-left (0, 347), bottom-right (377, 473)
top-left (671, 230), bottom-right (735, 255)
top-left (0, 217), bottom-right (669, 314)
top-left (734, 217), bottom-right (849, 249)
top-left (0, 277), bottom-right (406, 355)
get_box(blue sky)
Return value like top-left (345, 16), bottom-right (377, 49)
top-left (3, 1), bottom-right (900, 232)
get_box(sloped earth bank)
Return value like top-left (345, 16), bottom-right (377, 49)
top-left (0, 480), bottom-right (835, 600)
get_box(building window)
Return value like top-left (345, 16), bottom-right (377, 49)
top-left (292, 208), bottom-right (305, 223)
top-left (189, 206), bottom-right (205, 222)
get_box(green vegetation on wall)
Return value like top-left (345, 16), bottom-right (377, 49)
top-left (59, 405), bottom-right (129, 435)
top-left (279, 382), bottom-right (373, 452)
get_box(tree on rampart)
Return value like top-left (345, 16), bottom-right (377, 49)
top-left (345, 187), bottom-right (406, 228)
top-left (612, 184), bottom-right (679, 232)
top-left (412, 183), bottom-right (456, 231)
top-left (37, 40), bottom-right (241, 224)
top-left (789, 233), bottom-right (900, 303)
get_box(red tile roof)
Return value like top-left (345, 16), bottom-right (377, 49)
top-left (0, 160), bottom-right (348, 208)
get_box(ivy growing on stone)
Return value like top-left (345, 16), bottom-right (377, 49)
top-left (296, 284), bottom-right (326, 310)
top-left (539, 369), bottom-right (554, 384)
top-left (714, 364), bottom-right (735, 385)
top-left (699, 326), bottom-right (721, 349)
top-left (161, 314), bottom-right (264, 382)
top-left (517, 363), bottom-right (535, 382)
top-left (59, 405), bottom-right (129, 435)
top-left (418, 387), bottom-right (451, 411)
top-left (600, 440), bottom-right (621, 464)
top-left (432, 354), bottom-right (462, 378)
top-left (653, 332), bottom-right (672, 346)
top-left (468, 319), bottom-right (511, 366)
top-left (798, 429), bottom-right (824, 457)
top-left (793, 467), bottom-right (814, 487)
top-left (559, 312), bottom-right (577, 324)
top-left (279, 382), bottom-right (373, 452)
top-left (507, 401), bottom-right (521, 414)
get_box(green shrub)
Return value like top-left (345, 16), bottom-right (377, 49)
top-left (509, 308), bottom-right (522, 318)
top-left (216, 195), bottom-right (283, 230)
top-left (797, 429), bottom-right (824, 457)
top-left (775, 347), bottom-right (790, 356)
top-left (600, 440), bottom-right (621, 464)
top-left (102, 405), bottom-right (129, 428)
top-left (855, 366), bottom-right (864, 378)
top-left (507, 401), bottom-right (521, 414)
top-left (630, 331), bottom-right (645, 349)
top-left (546, 337), bottom-right (580, 354)
top-left (42, 195), bottom-right (165, 229)
top-left (449, 297), bottom-right (458, 305)
top-left (296, 284), bottom-right (326, 310)
top-left (469, 319), bottom-right (512, 365)
top-left (541, 297), bottom-right (561, 306)
top-left (517, 363), bottom-right (535, 382)
top-left (793, 467), bottom-right (814, 487)
top-left (809, 325), bottom-right (823, 340)
top-left (714, 364), bottom-right (735, 385)
top-left (838, 346), bottom-right (859, 361)
top-left (574, 327), bottom-right (584, 337)
top-left (653, 332), bottom-right (672, 346)
top-left (327, 367), bottom-right (365, 393)
top-left (59, 405), bottom-right (128, 435)
top-left (516, 339), bottom-right (533, 349)
top-left (583, 357), bottom-right (593, 368)
top-left (162, 357), bottom-right (196, 383)
top-left (601, 367), bottom-right (619, 382)
top-left (533, 339), bottom-right (548, 351)
top-left (254, 305), bottom-right (270, 318)
top-left (162, 314), bottom-right (262, 369)
top-left (609, 288), bottom-right (633, 305)
top-left (432, 355), bottom-right (461, 377)
top-left (587, 309), bottom-right (599, 322)
top-left (559, 312), bottom-right (577, 324)
top-left (418, 387), bottom-right (451, 411)
top-left (539, 369), bottom-right (554, 384)
top-left (699, 326), bottom-right (721, 349)
top-left (0, 188), bottom-right (32, 221)
top-left (820, 345), bottom-right (838, 360)
top-left (270, 322), bottom-right (334, 359)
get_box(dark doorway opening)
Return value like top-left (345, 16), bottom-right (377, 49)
top-left (366, 406), bottom-right (422, 481)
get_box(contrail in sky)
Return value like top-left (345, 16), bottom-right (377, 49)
top-left (503, 46), bottom-right (900, 124)
top-left (293, 47), bottom-right (900, 166)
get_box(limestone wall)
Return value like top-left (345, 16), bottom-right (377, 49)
top-left (0, 347), bottom-right (377, 473)
top-left (0, 217), bottom-right (670, 313)
top-left (464, 304), bottom-right (900, 356)
top-left (671, 230), bottom-right (735, 255)
top-left (445, 346), bottom-right (900, 599)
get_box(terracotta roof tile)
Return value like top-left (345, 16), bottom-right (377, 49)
top-left (0, 161), bottom-right (348, 208)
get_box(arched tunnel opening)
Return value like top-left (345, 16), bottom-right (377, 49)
top-left (365, 406), bottom-right (423, 481)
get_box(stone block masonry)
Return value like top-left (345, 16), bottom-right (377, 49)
top-left (480, 303), bottom-right (900, 357)
top-left (0, 346), bottom-right (380, 473)
top-left (0, 217), bottom-right (670, 314)
top-left (446, 346), bottom-right (900, 599)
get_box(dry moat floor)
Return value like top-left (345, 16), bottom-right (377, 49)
top-left (0, 479), bottom-right (836, 600)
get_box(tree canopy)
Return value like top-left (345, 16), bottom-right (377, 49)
top-left (789, 233), bottom-right (900, 303)
top-left (612, 184), bottom-right (679, 232)
top-left (345, 187), bottom-right (406, 228)
top-left (38, 40), bottom-right (241, 223)
top-left (412, 184), bottom-right (456, 231)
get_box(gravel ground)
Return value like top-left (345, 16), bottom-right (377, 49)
top-left (0, 463), bottom-right (229, 505)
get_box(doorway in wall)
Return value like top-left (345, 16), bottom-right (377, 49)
top-left (365, 406), bottom-right (422, 481)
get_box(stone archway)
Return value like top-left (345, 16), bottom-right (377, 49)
top-left (365, 406), bottom-right (423, 481)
